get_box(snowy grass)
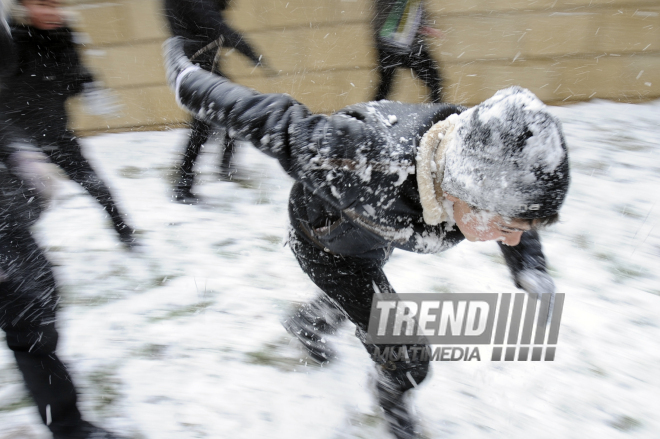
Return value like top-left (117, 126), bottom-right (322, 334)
top-left (0, 98), bottom-right (659, 438)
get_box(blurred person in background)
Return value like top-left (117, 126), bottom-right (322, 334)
top-left (1, 0), bottom-right (138, 248)
top-left (0, 3), bottom-right (126, 438)
top-left (164, 0), bottom-right (275, 204)
top-left (165, 37), bottom-right (570, 439)
top-left (372, 0), bottom-right (444, 103)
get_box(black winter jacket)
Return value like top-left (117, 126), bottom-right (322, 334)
top-left (164, 38), bottom-right (549, 280)
top-left (0, 24), bottom-right (93, 135)
top-left (0, 25), bottom-right (48, 234)
top-left (0, 22), bottom-right (16, 77)
top-left (0, 128), bottom-right (43, 235)
top-left (163, 0), bottom-right (261, 71)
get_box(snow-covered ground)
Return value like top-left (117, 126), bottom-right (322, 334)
top-left (0, 99), bottom-right (659, 439)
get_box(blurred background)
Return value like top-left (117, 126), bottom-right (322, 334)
top-left (64, 0), bottom-right (660, 134)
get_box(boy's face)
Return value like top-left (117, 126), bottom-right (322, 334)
top-left (446, 195), bottom-right (530, 246)
top-left (22, 0), bottom-right (64, 30)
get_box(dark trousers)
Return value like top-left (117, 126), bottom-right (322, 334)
top-left (2, 105), bottom-right (132, 238)
top-left (44, 131), bottom-right (131, 236)
top-left (374, 39), bottom-right (443, 104)
top-left (177, 117), bottom-right (236, 189)
top-left (288, 227), bottom-right (429, 392)
top-left (0, 228), bottom-right (81, 435)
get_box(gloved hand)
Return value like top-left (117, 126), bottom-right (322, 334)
top-left (82, 82), bottom-right (122, 116)
top-left (516, 269), bottom-right (556, 324)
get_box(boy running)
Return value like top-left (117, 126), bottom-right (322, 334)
top-left (163, 37), bottom-right (569, 439)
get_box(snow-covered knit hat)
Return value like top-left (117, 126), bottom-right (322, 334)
top-left (441, 86), bottom-right (570, 219)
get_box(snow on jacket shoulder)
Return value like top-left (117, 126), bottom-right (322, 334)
top-left (287, 100), bottom-right (468, 255)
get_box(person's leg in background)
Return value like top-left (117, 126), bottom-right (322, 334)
top-left (407, 40), bottom-right (443, 103)
top-left (374, 45), bottom-right (402, 101)
top-left (218, 133), bottom-right (237, 181)
top-left (46, 132), bottom-right (137, 247)
top-left (213, 64), bottom-right (241, 182)
top-left (174, 116), bottom-right (212, 203)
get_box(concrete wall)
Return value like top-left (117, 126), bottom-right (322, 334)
top-left (64, 0), bottom-right (660, 134)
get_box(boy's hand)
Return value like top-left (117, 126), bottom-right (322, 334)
top-left (517, 269), bottom-right (556, 324)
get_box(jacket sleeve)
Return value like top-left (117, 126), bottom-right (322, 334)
top-left (68, 31), bottom-right (95, 92)
top-left (183, 0), bottom-right (262, 65)
top-left (165, 37), bottom-right (364, 210)
top-left (498, 230), bottom-right (555, 296)
top-left (215, 20), bottom-right (261, 66)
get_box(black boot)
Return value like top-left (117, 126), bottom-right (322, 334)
top-left (376, 373), bottom-right (419, 439)
top-left (218, 137), bottom-right (237, 181)
top-left (114, 223), bottom-right (139, 250)
top-left (53, 420), bottom-right (125, 439)
top-left (172, 174), bottom-right (199, 204)
top-left (172, 186), bottom-right (199, 204)
top-left (282, 295), bottom-right (346, 365)
top-left (83, 181), bottom-right (138, 248)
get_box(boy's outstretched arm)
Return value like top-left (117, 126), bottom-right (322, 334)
top-left (164, 37), bottom-right (362, 210)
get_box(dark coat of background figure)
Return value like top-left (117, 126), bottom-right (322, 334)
top-left (372, 0), bottom-right (443, 103)
top-left (0, 22), bottom-right (136, 247)
top-left (164, 0), bottom-right (271, 202)
top-left (0, 18), bottom-right (121, 439)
